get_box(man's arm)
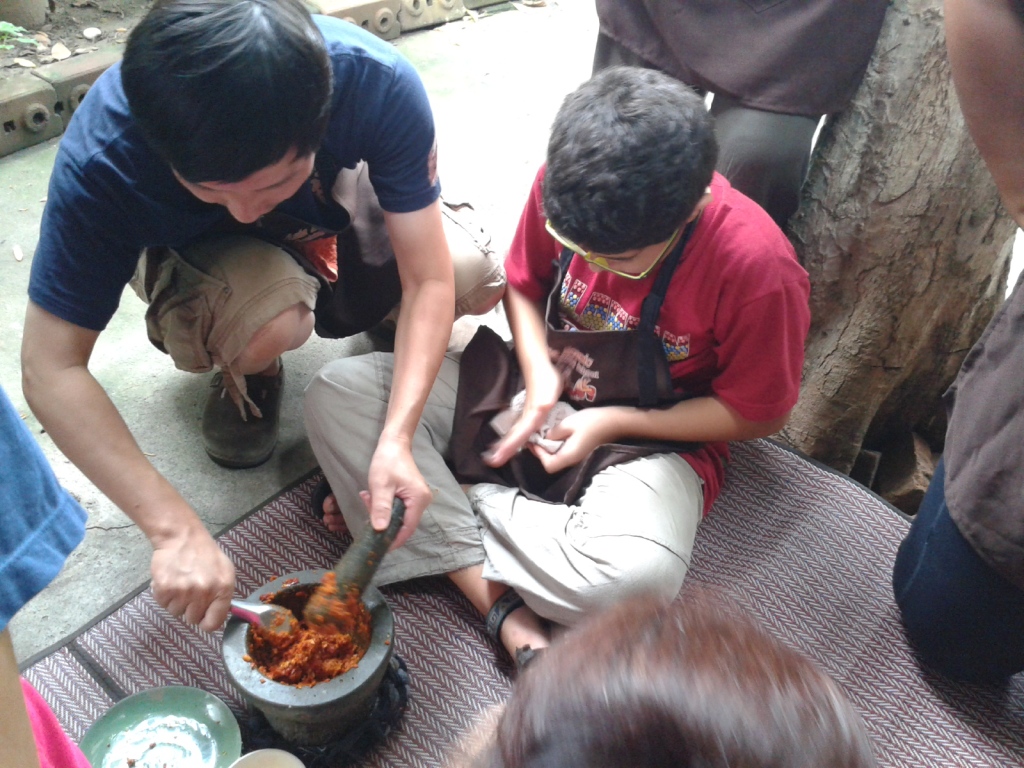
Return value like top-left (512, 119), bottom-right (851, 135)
top-left (946, 0), bottom-right (1024, 227)
top-left (369, 200), bottom-right (455, 547)
top-left (21, 302), bottom-right (235, 631)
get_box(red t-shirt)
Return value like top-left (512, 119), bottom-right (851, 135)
top-left (505, 167), bottom-right (810, 512)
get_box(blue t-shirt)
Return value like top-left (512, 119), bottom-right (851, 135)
top-left (0, 387), bottom-right (87, 631)
top-left (29, 16), bottom-right (441, 332)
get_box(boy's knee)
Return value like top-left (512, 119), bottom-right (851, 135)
top-left (576, 544), bottom-right (688, 615)
top-left (305, 354), bottom-right (389, 411)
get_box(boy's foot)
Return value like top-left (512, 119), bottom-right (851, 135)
top-left (202, 364), bottom-right (283, 468)
top-left (311, 477), bottom-right (349, 535)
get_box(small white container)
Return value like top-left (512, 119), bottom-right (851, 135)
top-left (228, 749), bottom-right (305, 768)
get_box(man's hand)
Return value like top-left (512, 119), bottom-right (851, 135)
top-left (528, 406), bottom-right (621, 474)
top-left (365, 435), bottom-right (433, 550)
top-left (150, 521), bottom-right (235, 632)
top-left (484, 358), bottom-right (564, 468)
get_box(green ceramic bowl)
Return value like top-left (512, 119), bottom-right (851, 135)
top-left (79, 685), bottom-right (242, 768)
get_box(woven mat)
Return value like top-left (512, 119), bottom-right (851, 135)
top-left (23, 440), bottom-right (1024, 767)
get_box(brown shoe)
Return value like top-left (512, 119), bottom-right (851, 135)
top-left (202, 364), bottom-right (284, 468)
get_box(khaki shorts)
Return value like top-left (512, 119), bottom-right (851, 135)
top-left (131, 207), bottom-right (505, 377)
top-left (131, 236), bottom-right (320, 376)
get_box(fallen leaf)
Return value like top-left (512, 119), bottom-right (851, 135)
top-left (82, 27), bottom-right (102, 41)
top-left (74, 46), bottom-right (98, 55)
top-left (13, 58), bottom-right (36, 68)
top-left (51, 42), bottom-right (71, 60)
top-left (39, 196), bottom-right (47, 202)
top-left (13, 245), bottom-right (24, 262)
top-left (33, 33), bottom-right (51, 45)
top-left (116, 27), bottom-right (127, 33)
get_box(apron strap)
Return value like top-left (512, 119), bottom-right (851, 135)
top-left (636, 218), bottom-right (698, 406)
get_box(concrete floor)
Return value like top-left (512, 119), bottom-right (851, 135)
top-left (2, 0), bottom-right (598, 663)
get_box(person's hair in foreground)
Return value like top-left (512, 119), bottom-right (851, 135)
top-left (121, 0), bottom-right (333, 183)
top-left (542, 66), bottom-right (719, 255)
top-left (453, 593), bottom-right (876, 768)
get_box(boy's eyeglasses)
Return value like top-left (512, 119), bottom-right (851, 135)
top-left (544, 220), bottom-right (683, 280)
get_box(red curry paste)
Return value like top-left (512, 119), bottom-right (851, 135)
top-left (245, 574), bottom-right (372, 687)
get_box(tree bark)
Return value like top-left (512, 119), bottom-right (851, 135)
top-left (778, 0), bottom-right (1016, 476)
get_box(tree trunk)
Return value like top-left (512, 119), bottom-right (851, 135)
top-left (778, 0), bottom-right (1016, 477)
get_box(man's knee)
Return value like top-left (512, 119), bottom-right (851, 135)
top-left (133, 236), bottom-right (320, 374)
top-left (235, 303), bottom-right (314, 374)
top-left (444, 209), bottom-right (506, 317)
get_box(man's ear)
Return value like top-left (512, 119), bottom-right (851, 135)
top-left (684, 188), bottom-right (713, 223)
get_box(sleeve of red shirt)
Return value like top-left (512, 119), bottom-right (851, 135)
top-left (504, 165), bottom-right (564, 301)
top-left (710, 231), bottom-right (811, 424)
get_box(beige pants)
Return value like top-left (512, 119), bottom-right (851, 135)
top-left (303, 351), bottom-right (705, 627)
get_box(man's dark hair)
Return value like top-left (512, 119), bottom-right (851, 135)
top-left (456, 593), bottom-right (876, 768)
top-left (543, 66), bottom-right (718, 254)
top-left (122, 0), bottom-right (333, 183)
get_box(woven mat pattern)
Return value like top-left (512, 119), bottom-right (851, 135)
top-left (24, 440), bottom-right (1024, 767)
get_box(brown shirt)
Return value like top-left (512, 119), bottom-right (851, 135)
top-left (944, 277), bottom-right (1024, 591)
top-left (595, 0), bottom-right (890, 117)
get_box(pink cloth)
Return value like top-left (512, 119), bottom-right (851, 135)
top-left (20, 679), bottom-right (92, 768)
top-left (505, 167), bottom-right (811, 512)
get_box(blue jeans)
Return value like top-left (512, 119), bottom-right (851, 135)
top-left (892, 458), bottom-right (1024, 683)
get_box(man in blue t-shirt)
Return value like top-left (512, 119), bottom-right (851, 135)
top-left (22, 0), bottom-right (504, 632)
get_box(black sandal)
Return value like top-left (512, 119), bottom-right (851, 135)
top-left (311, 476), bottom-right (333, 521)
top-left (485, 589), bottom-right (545, 671)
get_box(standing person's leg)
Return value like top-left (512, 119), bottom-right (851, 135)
top-left (469, 452), bottom-right (704, 627)
top-left (709, 94), bottom-right (819, 227)
top-left (893, 457), bottom-right (1024, 683)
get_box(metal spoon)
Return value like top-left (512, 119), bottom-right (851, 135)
top-left (229, 598), bottom-right (298, 635)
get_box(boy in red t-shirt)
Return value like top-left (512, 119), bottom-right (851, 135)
top-left (305, 66), bottom-right (810, 666)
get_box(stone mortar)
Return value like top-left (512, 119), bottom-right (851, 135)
top-left (222, 569), bottom-right (395, 746)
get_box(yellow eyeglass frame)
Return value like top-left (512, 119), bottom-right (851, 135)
top-left (544, 219), bottom-right (683, 280)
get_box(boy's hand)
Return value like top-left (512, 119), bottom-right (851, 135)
top-left (484, 361), bottom-right (564, 467)
top-left (529, 407), bottom-right (621, 473)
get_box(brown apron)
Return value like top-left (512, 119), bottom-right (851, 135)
top-left (451, 223), bottom-right (701, 504)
